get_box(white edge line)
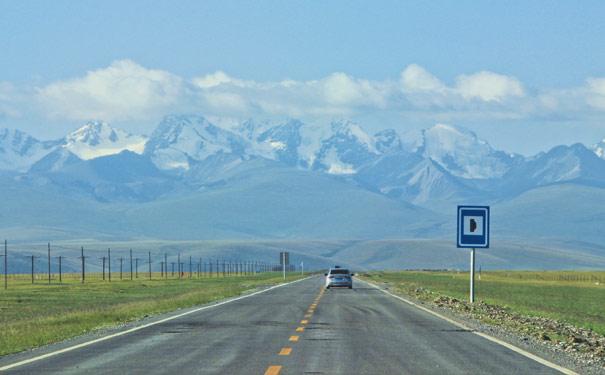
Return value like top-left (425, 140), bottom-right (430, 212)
top-left (361, 279), bottom-right (580, 375)
top-left (0, 276), bottom-right (312, 372)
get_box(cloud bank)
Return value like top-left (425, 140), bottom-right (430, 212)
top-left (0, 59), bottom-right (602, 125)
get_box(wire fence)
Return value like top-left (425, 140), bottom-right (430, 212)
top-left (0, 240), bottom-right (296, 289)
top-left (483, 271), bottom-right (604, 283)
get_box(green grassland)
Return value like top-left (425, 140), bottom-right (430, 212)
top-left (361, 271), bottom-right (605, 336)
top-left (0, 272), bottom-right (304, 357)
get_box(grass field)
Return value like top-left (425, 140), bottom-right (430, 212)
top-left (0, 272), bottom-right (305, 357)
top-left (361, 271), bottom-right (605, 336)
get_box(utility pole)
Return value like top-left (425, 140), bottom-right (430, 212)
top-left (26, 255), bottom-right (40, 284)
top-left (119, 258), bottom-right (125, 279)
top-left (108, 249), bottom-right (111, 282)
top-left (135, 258), bottom-right (140, 278)
top-left (178, 253), bottom-right (181, 279)
top-left (190, 256), bottom-right (192, 278)
top-left (80, 247), bottom-right (85, 284)
top-left (2, 240), bottom-right (7, 289)
top-left (47, 243), bottom-right (51, 284)
top-left (54, 255), bottom-right (65, 282)
top-left (165, 253), bottom-right (168, 279)
top-left (160, 261), bottom-right (164, 278)
top-left (130, 249), bottom-right (133, 281)
top-left (148, 251), bottom-right (152, 280)
top-left (100, 256), bottom-right (106, 280)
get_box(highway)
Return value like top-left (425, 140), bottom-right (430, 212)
top-left (0, 276), bottom-right (570, 374)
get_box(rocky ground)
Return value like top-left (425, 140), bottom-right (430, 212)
top-left (364, 277), bottom-right (605, 375)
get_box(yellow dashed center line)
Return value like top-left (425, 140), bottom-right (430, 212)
top-left (265, 365), bottom-right (282, 375)
top-left (265, 287), bottom-right (326, 374)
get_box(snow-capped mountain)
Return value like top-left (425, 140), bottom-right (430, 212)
top-left (256, 119), bottom-right (304, 167)
top-left (3, 115), bottom-right (605, 210)
top-left (312, 120), bottom-right (380, 174)
top-left (4, 115), bottom-right (605, 246)
top-left (591, 139), bottom-right (605, 159)
top-left (498, 143), bottom-right (605, 195)
top-left (0, 129), bottom-right (58, 172)
top-left (418, 124), bottom-right (520, 179)
top-left (144, 114), bottom-right (248, 171)
top-left (63, 121), bottom-right (147, 160)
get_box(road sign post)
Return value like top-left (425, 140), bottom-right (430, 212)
top-left (457, 206), bottom-right (489, 303)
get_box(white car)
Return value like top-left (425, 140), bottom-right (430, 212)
top-left (325, 267), bottom-right (354, 289)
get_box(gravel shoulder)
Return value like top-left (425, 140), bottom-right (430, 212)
top-left (360, 277), bottom-right (605, 375)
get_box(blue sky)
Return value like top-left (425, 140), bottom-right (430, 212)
top-left (1, 0), bottom-right (604, 155)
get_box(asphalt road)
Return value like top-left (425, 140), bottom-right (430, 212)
top-left (0, 276), bottom-right (569, 374)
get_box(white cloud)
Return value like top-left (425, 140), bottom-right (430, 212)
top-left (0, 82), bottom-right (24, 119)
top-left (17, 60), bottom-right (605, 127)
top-left (401, 64), bottom-right (446, 93)
top-left (36, 59), bottom-right (184, 121)
top-left (455, 71), bottom-right (525, 102)
top-left (585, 77), bottom-right (605, 110)
top-left (192, 71), bottom-right (252, 89)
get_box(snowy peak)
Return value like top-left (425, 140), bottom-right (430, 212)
top-left (420, 123), bottom-right (514, 179)
top-left (591, 139), bottom-right (605, 159)
top-left (526, 143), bottom-right (605, 184)
top-left (63, 121), bottom-right (147, 160)
top-left (257, 120), bottom-right (304, 166)
top-left (0, 129), bottom-right (58, 172)
top-left (314, 120), bottom-right (380, 175)
top-left (374, 129), bottom-right (403, 154)
top-left (144, 115), bottom-right (247, 171)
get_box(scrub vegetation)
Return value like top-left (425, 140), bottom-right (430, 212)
top-left (0, 272), bottom-right (304, 357)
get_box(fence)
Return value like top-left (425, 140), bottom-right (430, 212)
top-left (0, 240), bottom-right (296, 289)
top-left (482, 270), bottom-right (604, 283)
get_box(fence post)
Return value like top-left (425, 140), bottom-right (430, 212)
top-left (148, 251), bottom-right (151, 281)
top-left (100, 256), bottom-right (106, 280)
top-left (54, 255), bottom-right (64, 282)
top-left (108, 249), bottom-right (111, 282)
top-left (165, 253), bottom-right (168, 280)
top-left (80, 247), bottom-right (85, 284)
top-left (130, 249), bottom-right (133, 281)
top-left (3, 240), bottom-right (6, 289)
top-left (48, 243), bottom-right (51, 284)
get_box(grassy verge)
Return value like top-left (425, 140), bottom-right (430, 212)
top-left (0, 272), bottom-right (305, 357)
top-left (360, 271), bottom-right (605, 336)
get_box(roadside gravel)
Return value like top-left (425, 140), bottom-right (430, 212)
top-left (363, 277), bottom-right (605, 375)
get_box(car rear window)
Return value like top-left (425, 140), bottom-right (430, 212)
top-left (330, 269), bottom-right (349, 275)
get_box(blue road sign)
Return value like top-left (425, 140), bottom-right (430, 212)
top-left (457, 206), bottom-right (489, 248)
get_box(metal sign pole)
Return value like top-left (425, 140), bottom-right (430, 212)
top-left (470, 248), bottom-right (475, 303)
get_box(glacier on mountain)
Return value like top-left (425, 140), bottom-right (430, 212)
top-left (63, 121), bottom-right (147, 160)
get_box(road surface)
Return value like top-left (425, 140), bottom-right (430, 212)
top-left (0, 276), bottom-right (570, 374)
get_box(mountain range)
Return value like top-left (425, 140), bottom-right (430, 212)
top-left (2, 115), bottom-right (605, 255)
